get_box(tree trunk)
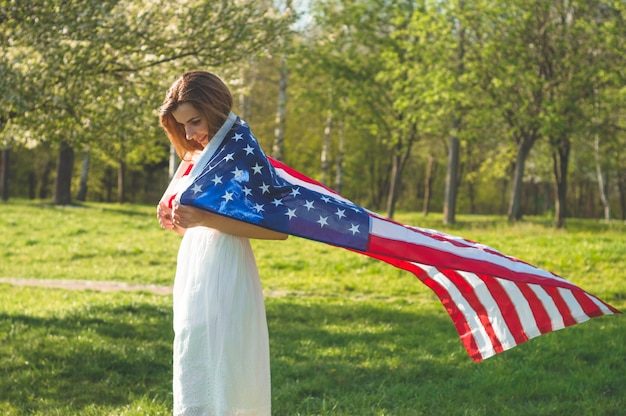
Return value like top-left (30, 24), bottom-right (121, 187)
top-left (443, 1), bottom-right (465, 225)
top-left (272, 55), bottom-right (287, 161)
top-left (422, 153), bottom-right (436, 216)
top-left (594, 134), bottom-right (610, 221)
top-left (238, 58), bottom-right (256, 120)
top-left (443, 134), bottom-right (460, 225)
top-left (104, 166), bottom-right (113, 202)
top-left (76, 148), bottom-right (90, 201)
top-left (169, 144), bottom-right (178, 180)
top-left (335, 119), bottom-right (344, 194)
top-left (617, 167), bottom-right (626, 221)
top-left (38, 157), bottom-right (53, 199)
top-left (0, 147), bottom-right (9, 201)
top-left (53, 140), bottom-right (74, 205)
top-left (507, 136), bottom-right (535, 221)
top-left (551, 136), bottom-right (570, 229)
top-left (468, 182), bottom-right (476, 214)
top-left (117, 159), bottom-right (126, 203)
top-left (321, 104), bottom-right (332, 186)
top-left (386, 142), bottom-right (401, 219)
top-left (385, 123), bottom-right (416, 219)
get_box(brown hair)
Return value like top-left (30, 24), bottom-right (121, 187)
top-left (159, 71), bottom-right (233, 159)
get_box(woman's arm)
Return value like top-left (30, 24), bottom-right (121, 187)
top-left (172, 202), bottom-right (288, 240)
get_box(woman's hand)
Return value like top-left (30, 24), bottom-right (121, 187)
top-left (172, 202), bottom-right (288, 240)
top-left (157, 201), bottom-right (175, 230)
top-left (171, 202), bottom-right (212, 229)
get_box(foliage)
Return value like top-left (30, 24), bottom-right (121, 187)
top-left (1, 0), bottom-right (625, 219)
top-left (0, 0), bottom-right (294, 202)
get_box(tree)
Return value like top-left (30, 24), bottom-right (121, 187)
top-left (1, 0), bottom-right (294, 203)
top-left (477, 0), bottom-right (548, 221)
top-left (442, 0), bottom-right (467, 225)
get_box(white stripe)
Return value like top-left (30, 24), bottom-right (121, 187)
top-left (188, 112), bottom-right (237, 179)
top-left (557, 288), bottom-right (587, 324)
top-left (173, 113), bottom-right (238, 203)
top-left (458, 271), bottom-right (518, 350)
top-left (420, 264), bottom-right (495, 360)
top-left (496, 279), bottom-right (542, 339)
top-left (529, 283), bottom-right (565, 331)
top-left (273, 165), bottom-right (355, 205)
top-left (370, 216), bottom-right (565, 283)
top-left (587, 292), bottom-right (616, 315)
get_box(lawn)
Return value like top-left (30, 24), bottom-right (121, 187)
top-left (1, 200), bottom-right (625, 415)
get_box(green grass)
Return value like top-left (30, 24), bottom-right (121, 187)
top-left (1, 201), bottom-right (181, 285)
top-left (1, 200), bottom-right (625, 415)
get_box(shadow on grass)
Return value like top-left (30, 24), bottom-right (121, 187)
top-left (20, 199), bottom-right (152, 218)
top-left (1, 296), bottom-right (624, 415)
top-left (0, 302), bottom-right (173, 414)
top-left (266, 298), bottom-right (626, 416)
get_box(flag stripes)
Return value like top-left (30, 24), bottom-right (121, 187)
top-left (266, 152), bottom-right (619, 362)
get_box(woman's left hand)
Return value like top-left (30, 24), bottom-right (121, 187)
top-left (171, 202), bottom-right (212, 229)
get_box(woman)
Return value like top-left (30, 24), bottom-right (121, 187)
top-left (157, 70), bottom-right (287, 416)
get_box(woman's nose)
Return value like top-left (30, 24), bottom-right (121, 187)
top-left (185, 126), bottom-right (194, 140)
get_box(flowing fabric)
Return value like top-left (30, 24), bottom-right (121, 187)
top-left (169, 114), bottom-right (619, 362)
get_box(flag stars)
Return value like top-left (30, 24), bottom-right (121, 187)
top-left (252, 163), bottom-right (263, 175)
top-left (259, 183), bottom-right (270, 194)
top-left (349, 224), bottom-right (360, 235)
top-left (290, 187), bottom-right (301, 197)
top-left (222, 191), bottom-right (234, 203)
top-left (233, 132), bottom-right (244, 141)
top-left (271, 198), bottom-right (283, 207)
top-left (232, 167), bottom-right (245, 180)
top-left (211, 175), bottom-right (223, 186)
top-left (252, 203), bottom-right (264, 213)
top-left (321, 196), bottom-right (331, 203)
top-left (285, 208), bottom-right (297, 219)
top-left (317, 216), bottom-right (329, 227)
top-left (303, 200), bottom-right (315, 211)
top-left (191, 183), bottom-right (203, 194)
top-left (224, 153), bottom-right (235, 162)
top-left (242, 186), bottom-right (252, 197)
top-left (335, 208), bottom-right (346, 219)
top-left (244, 144), bottom-right (255, 155)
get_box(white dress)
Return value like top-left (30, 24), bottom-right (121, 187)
top-left (173, 226), bottom-right (271, 416)
top-left (164, 114), bottom-right (271, 415)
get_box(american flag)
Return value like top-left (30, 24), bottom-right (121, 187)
top-left (171, 116), bottom-right (620, 362)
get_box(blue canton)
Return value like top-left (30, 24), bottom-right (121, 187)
top-left (180, 118), bottom-right (370, 251)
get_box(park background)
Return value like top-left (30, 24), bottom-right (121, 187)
top-left (1, 0), bottom-right (625, 415)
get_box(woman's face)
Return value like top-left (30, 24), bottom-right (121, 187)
top-left (172, 102), bottom-right (210, 148)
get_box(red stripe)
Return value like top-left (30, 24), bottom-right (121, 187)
top-left (479, 275), bottom-right (529, 346)
top-left (440, 269), bottom-right (505, 356)
top-left (367, 233), bottom-right (581, 291)
top-left (571, 289), bottom-right (616, 317)
top-left (370, 213), bottom-right (522, 263)
top-left (167, 194), bottom-right (176, 209)
top-left (269, 157), bottom-right (338, 194)
top-left (516, 282), bottom-right (553, 335)
top-left (542, 286), bottom-right (577, 327)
